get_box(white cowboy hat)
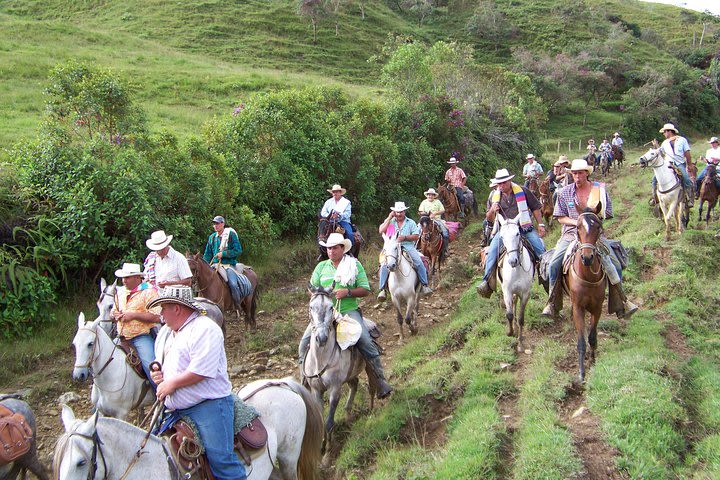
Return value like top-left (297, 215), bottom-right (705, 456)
top-left (146, 285), bottom-right (199, 311)
top-left (659, 123), bottom-right (679, 133)
top-left (424, 188), bottom-right (438, 196)
top-left (447, 157), bottom-right (459, 164)
top-left (554, 155), bottom-right (570, 167)
top-left (326, 184), bottom-right (347, 195)
top-left (525, 153), bottom-right (536, 160)
top-left (569, 159), bottom-right (594, 174)
top-left (613, 132), bottom-right (620, 137)
top-left (708, 137), bottom-right (719, 144)
top-left (492, 168), bottom-right (515, 183)
top-left (390, 201), bottom-right (409, 212)
top-left (115, 263), bottom-right (143, 278)
top-left (319, 232), bottom-right (351, 253)
top-left (146, 230), bottom-right (173, 251)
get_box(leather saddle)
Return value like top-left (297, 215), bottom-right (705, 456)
top-left (0, 404), bottom-right (33, 465)
top-left (117, 338), bottom-right (149, 380)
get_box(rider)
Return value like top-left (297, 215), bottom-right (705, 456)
top-left (598, 138), bottom-right (613, 161)
top-left (148, 286), bottom-right (247, 480)
top-left (482, 179), bottom-right (500, 246)
top-left (298, 232), bottom-right (392, 398)
top-left (145, 230), bottom-right (192, 289)
top-left (522, 154), bottom-right (544, 188)
top-left (611, 132), bottom-right (624, 154)
top-left (541, 159), bottom-right (639, 319)
top-left (320, 184), bottom-right (354, 248)
top-left (653, 123), bottom-right (694, 207)
top-left (586, 138), bottom-right (596, 152)
top-left (444, 157), bottom-right (467, 218)
top-left (112, 262), bottom-right (160, 387)
top-left (476, 169), bottom-right (546, 298)
top-left (418, 188), bottom-right (450, 256)
top-left (203, 216), bottom-right (244, 306)
top-left (696, 136), bottom-right (720, 196)
top-left (377, 202), bottom-right (433, 300)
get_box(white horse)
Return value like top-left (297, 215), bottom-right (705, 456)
top-left (95, 278), bottom-right (117, 337)
top-left (382, 233), bottom-right (421, 343)
top-left (54, 379), bottom-right (323, 480)
top-left (496, 214), bottom-right (535, 352)
top-left (640, 141), bottom-right (687, 240)
top-left (72, 313), bottom-right (154, 421)
top-left (303, 286), bottom-right (366, 456)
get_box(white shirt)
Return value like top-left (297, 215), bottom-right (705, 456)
top-left (705, 147), bottom-right (720, 164)
top-left (660, 136), bottom-right (691, 164)
top-left (320, 196), bottom-right (352, 222)
top-left (154, 247), bottom-right (192, 286)
top-left (523, 162), bottom-right (543, 177)
top-left (612, 137), bottom-right (623, 147)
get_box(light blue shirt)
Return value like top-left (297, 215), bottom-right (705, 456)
top-left (391, 217), bottom-right (420, 250)
top-left (661, 136), bottom-right (691, 165)
top-left (320, 197), bottom-right (352, 223)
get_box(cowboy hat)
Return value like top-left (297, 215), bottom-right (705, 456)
top-left (659, 123), bottom-right (679, 134)
top-left (146, 285), bottom-right (199, 311)
top-left (146, 230), bottom-right (173, 251)
top-left (613, 132), bottom-right (620, 137)
top-left (569, 159), bottom-right (594, 174)
top-left (212, 215), bottom-right (225, 224)
top-left (319, 232), bottom-right (351, 253)
top-left (554, 155), bottom-right (570, 167)
top-left (447, 157), bottom-right (459, 164)
top-left (708, 137), bottom-right (719, 144)
top-left (326, 184), bottom-right (347, 195)
top-left (115, 263), bottom-right (143, 278)
top-left (492, 169), bottom-right (515, 183)
top-left (390, 201), bottom-right (409, 212)
top-left (525, 153), bottom-right (536, 160)
top-left (424, 188), bottom-right (438, 196)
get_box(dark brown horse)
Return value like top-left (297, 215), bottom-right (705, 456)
top-left (611, 145), bottom-right (623, 169)
top-left (437, 183), bottom-right (461, 221)
top-left (698, 160), bottom-right (719, 227)
top-left (525, 176), bottom-right (541, 200)
top-left (187, 254), bottom-right (259, 328)
top-left (538, 177), bottom-right (554, 227)
top-left (565, 207), bottom-right (606, 382)
top-left (317, 216), bottom-right (362, 260)
top-left (418, 216), bottom-right (445, 288)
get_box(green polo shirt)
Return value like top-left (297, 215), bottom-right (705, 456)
top-left (310, 258), bottom-right (370, 314)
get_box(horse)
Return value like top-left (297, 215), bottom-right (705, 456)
top-left (640, 140), bottom-right (687, 240)
top-left (496, 214), bottom-right (535, 353)
top-left (584, 151), bottom-right (597, 167)
top-left (698, 160), bottom-right (719, 227)
top-left (71, 313), bottom-right (155, 421)
top-left (437, 183), bottom-right (461, 221)
top-left (317, 216), bottom-right (362, 260)
top-left (525, 176), bottom-right (541, 200)
top-left (565, 207), bottom-right (606, 382)
top-left (418, 216), bottom-right (445, 288)
top-left (303, 286), bottom-right (366, 456)
top-left (95, 278), bottom-right (117, 337)
top-left (54, 378), bottom-right (323, 480)
top-left (382, 232), bottom-right (421, 342)
top-left (186, 254), bottom-right (258, 329)
top-left (538, 177), bottom-right (554, 227)
top-left (462, 188), bottom-right (478, 218)
top-left (0, 395), bottom-right (49, 480)
top-left (611, 145), bottom-right (624, 169)
top-left (598, 151), bottom-right (612, 177)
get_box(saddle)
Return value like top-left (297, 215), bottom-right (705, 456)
top-left (117, 338), bottom-right (148, 380)
top-left (402, 251), bottom-right (430, 275)
top-left (0, 404), bottom-right (33, 464)
top-left (214, 265), bottom-right (253, 299)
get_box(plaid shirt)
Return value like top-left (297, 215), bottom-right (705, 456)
top-left (444, 167), bottom-right (467, 187)
top-left (554, 183), bottom-right (613, 242)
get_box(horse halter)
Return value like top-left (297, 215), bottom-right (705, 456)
top-left (65, 417), bottom-right (108, 480)
top-left (74, 327), bottom-right (100, 370)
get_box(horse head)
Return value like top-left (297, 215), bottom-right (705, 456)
top-left (72, 312), bottom-right (103, 383)
top-left (55, 406), bottom-right (104, 480)
top-left (381, 233), bottom-right (401, 272)
top-left (498, 214), bottom-right (522, 268)
top-left (308, 284), bottom-right (335, 346)
top-left (95, 278), bottom-right (116, 336)
top-left (576, 208), bottom-right (603, 267)
top-left (639, 140), bottom-right (664, 168)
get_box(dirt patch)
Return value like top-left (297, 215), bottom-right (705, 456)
top-left (397, 393), bottom-right (456, 449)
top-left (661, 323), bottom-right (694, 361)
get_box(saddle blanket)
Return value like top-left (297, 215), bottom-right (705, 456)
top-left (215, 265), bottom-right (252, 299)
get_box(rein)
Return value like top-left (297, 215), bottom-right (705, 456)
top-left (75, 327), bottom-right (130, 393)
top-left (571, 212), bottom-right (606, 286)
top-left (63, 415), bottom-right (108, 480)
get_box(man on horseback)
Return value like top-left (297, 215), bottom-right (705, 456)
top-left (541, 159), bottom-right (638, 319)
top-left (653, 123), bottom-right (694, 207)
top-left (377, 202), bottom-right (433, 299)
top-left (696, 136), bottom-right (720, 196)
top-left (112, 263), bottom-right (161, 386)
top-left (320, 184), bottom-right (355, 248)
top-left (611, 132), bottom-right (623, 154)
top-left (547, 156), bottom-right (570, 192)
top-left (476, 169), bottom-right (546, 298)
top-left (298, 233), bottom-right (393, 399)
top-left (444, 157), bottom-right (467, 218)
top-left (418, 188), bottom-right (449, 257)
top-left (203, 216), bottom-right (246, 307)
top-left (148, 286), bottom-right (247, 480)
top-left (522, 154), bottom-right (543, 188)
top-left (599, 138), bottom-right (613, 161)
top-left (146, 230), bottom-right (192, 289)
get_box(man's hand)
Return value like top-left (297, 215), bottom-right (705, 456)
top-left (490, 203), bottom-right (501, 214)
top-left (156, 378), bottom-right (175, 401)
top-left (214, 251), bottom-right (223, 261)
top-left (112, 310), bottom-right (124, 322)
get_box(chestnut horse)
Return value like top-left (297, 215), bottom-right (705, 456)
top-left (418, 216), bottom-right (445, 288)
top-left (437, 184), bottom-right (461, 221)
top-left (317, 216), bottom-right (362, 260)
top-left (565, 207), bottom-right (606, 382)
top-left (698, 160), bottom-right (719, 227)
top-left (611, 145), bottom-right (623, 169)
top-left (538, 177), bottom-right (554, 227)
top-left (187, 254), bottom-right (259, 328)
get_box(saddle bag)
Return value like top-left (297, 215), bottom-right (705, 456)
top-left (235, 418), bottom-right (267, 450)
top-left (0, 405), bottom-right (33, 464)
top-left (606, 240), bottom-right (629, 269)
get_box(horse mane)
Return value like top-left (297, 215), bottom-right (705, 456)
top-left (52, 430), bottom-right (73, 479)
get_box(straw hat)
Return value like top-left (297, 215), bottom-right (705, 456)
top-left (114, 263), bottom-right (143, 278)
top-left (146, 230), bottom-right (173, 251)
top-left (319, 232), bottom-right (351, 253)
top-left (492, 169), bottom-right (515, 183)
top-left (146, 285), bottom-right (199, 311)
top-left (447, 157), bottom-right (459, 165)
top-left (659, 123), bottom-right (679, 134)
top-left (327, 184), bottom-right (347, 195)
top-left (424, 188), bottom-right (438, 197)
top-left (569, 159), bottom-right (593, 174)
top-left (525, 153), bottom-right (536, 160)
top-left (554, 155), bottom-right (569, 167)
top-left (708, 137), bottom-right (719, 144)
top-left (390, 201), bottom-right (409, 212)
top-left (613, 132), bottom-right (620, 137)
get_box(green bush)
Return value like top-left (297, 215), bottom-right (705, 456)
top-left (0, 262), bottom-right (56, 339)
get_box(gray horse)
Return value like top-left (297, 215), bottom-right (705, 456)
top-left (0, 395), bottom-right (48, 480)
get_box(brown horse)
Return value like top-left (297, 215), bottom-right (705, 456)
top-left (186, 254), bottom-right (259, 328)
top-left (525, 176), bottom-right (541, 200)
top-left (437, 183), bottom-right (461, 221)
top-left (538, 177), bottom-right (554, 227)
top-left (418, 216), bottom-right (445, 288)
top-left (565, 207), bottom-right (606, 382)
top-left (611, 145), bottom-right (623, 169)
top-left (698, 160), bottom-right (719, 227)
top-left (317, 216), bottom-right (363, 260)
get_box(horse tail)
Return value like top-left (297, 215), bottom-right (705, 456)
top-left (286, 380), bottom-right (323, 480)
top-left (472, 195), bottom-right (478, 215)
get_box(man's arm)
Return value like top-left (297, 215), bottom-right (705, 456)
top-left (379, 213), bottom-right (394, 234)
top-left (155, 370), bottom-right (206, 400)
top-left (203, 235), bottom-right (214, 264)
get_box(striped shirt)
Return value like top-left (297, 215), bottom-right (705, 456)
top-left (554, 183), bottom-right (613, 242)
top-left (161, 313), bottom-right (232, 410)
top-left (310, 258), bottom-right (370, 314)
top-left (154, 247), bottom-right (192, 286)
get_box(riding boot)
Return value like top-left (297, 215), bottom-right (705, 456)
top-left (377, 289), bottom-right (387, 301)
top-left (541, 281), bottom-right (562, 317)
top-left (650, 186), bottom-right (659, 206)
top-left (476, 279), bottom-right (492, 298)
top-left (609, 283), bottom-right (639, 319)
top-left (366, 356), bottom-right (392, 399)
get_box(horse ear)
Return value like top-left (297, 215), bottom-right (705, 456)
top-left (77, 312), bottom-right (85, 328)
top-left (61, 404), bottom-right (76, 431)
top-left (307, 283), bottom-right (316, 294)
top-left (111, 279), bottom-right (117, 288)
top-left (498, 214), bottom-right (506, 226)
top-left (194, 252), bottom-right (200, 260)
top-left (99, 277), bottom-right (106, 290)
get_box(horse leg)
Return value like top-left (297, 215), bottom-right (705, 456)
top-left (573, 305), bottom-right (587, 382)
top-left (588, 309), bottom-right (600, 365)
top-left (344, 377), bottom-right (359, 416)
top-left (517, 293), bottom-right (530, 354)
top-left (407, 298), bottom-right (418, 335)
top-left (323, 387), bottom-right (342, 455)
top-left (699, 200), bottom-right (704, 223)
top-left (503, 290), bottom-right (514, 338)
top-left (394, 303), bottom-right (405, 344)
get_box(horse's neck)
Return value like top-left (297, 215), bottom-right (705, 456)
top-left (653, 161), bottom-right (679, 189)
top-left (307, 320), bottom-right (339, 374)
top-left (95, 418), bottom-right (170, 477)
top-left (93, 327), bottom-right (119, 372)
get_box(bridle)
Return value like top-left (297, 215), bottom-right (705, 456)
top-left (74, 327), bottom-right (127, 393)
top-left (96, 286), bottom-right (115, 325)
top-left (302, 289), bottom-right (345, 386)
top-left (384, 241), bottom-right (412, 277)
top-left (63, 416), bottom-right (108, 480)
top-left (500, 222), bottom-right (531, 272)
top-left (574, 212), bottom-right (604, 278)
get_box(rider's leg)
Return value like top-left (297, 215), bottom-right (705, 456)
top-left (542, 239), bottom-right (572, 316)
top-left (696, 166), bottom-right (708, 195)
top-left (476, 233), bottom-right (503, 298)
top-left (298, 324), bottom-right (312, 364)
top-left (455, 187), bottom-right (466, 217)
top-left (377, 264), bottom-right (389, 300)
top-left (651, 176), bottom-right (658, 205)
top-left (677, 163), bottom-right (694, 206)
top-left (129, 333), bottom-right (157, 388)
top-left (437, 221), bottom-right (449, 256)
top-left (225, 268), bottom-right (243, 305)
top-left (523, 229), bottom-right (546, 258)
top-left (346, 310), bottom-right (392, 398)
top-left (406, 247), bottom-right (432, 293)
top-left (338, 220), bottom-right (355, 247)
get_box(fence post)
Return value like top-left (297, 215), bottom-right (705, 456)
top-left (578, 140), bottom-right (582, 151)
top-left (557, 141), bottom-right (560, 153)
top-left (568, 139), bottom-right (571, 152)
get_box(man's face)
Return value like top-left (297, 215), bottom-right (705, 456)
top-left (157, 246), bottom-right (170, 258)
top-left (395, 210), bottom-right (406, 221)
top-left (663, 130), bottom-right (673, 138)
top-left (213, 222), bottom-right (224, 233)
top-left (712, 141), bottom-right (719, 149)
top-left (326, 244), bottom-right (344, 262)
top-left (332, 190), bottom-right (343, 200)
top-left (571, 170), bottom-right (589, 185)
top-left (160, 303), bottom-right (184, 331)
top-left (498, 179), bottom-right (512, 195)
top-left (122, 275), bottom-right (143, 290)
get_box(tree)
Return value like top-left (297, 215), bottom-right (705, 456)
top-left (297, 0), bottom-right (327, 43)
top-left (466, 1), bottom-right (517, 51)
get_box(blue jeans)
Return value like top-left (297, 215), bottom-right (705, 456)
top-left (299, 309), bottom-right (379, 361)
top-left (548, 238), bottom-right (622, 286)
top-left (225, 268), bottom-right (243, 305)
top-left (697, 166), bottom-right (720, 191)
top-left (338, 220), bottom-right (355, 247)
top-left (178, 396), bottom-right (246, 480)
top-left (129, 334), bottom-right (156, 389)
top-left (454, 187), bottom-right (465, 209)
top-left (483, 228), bottom-right (545, 280)
top-left (652, 162), bottom-right (692, 190)
top-left (379, 246), bottom-right (429, 289)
